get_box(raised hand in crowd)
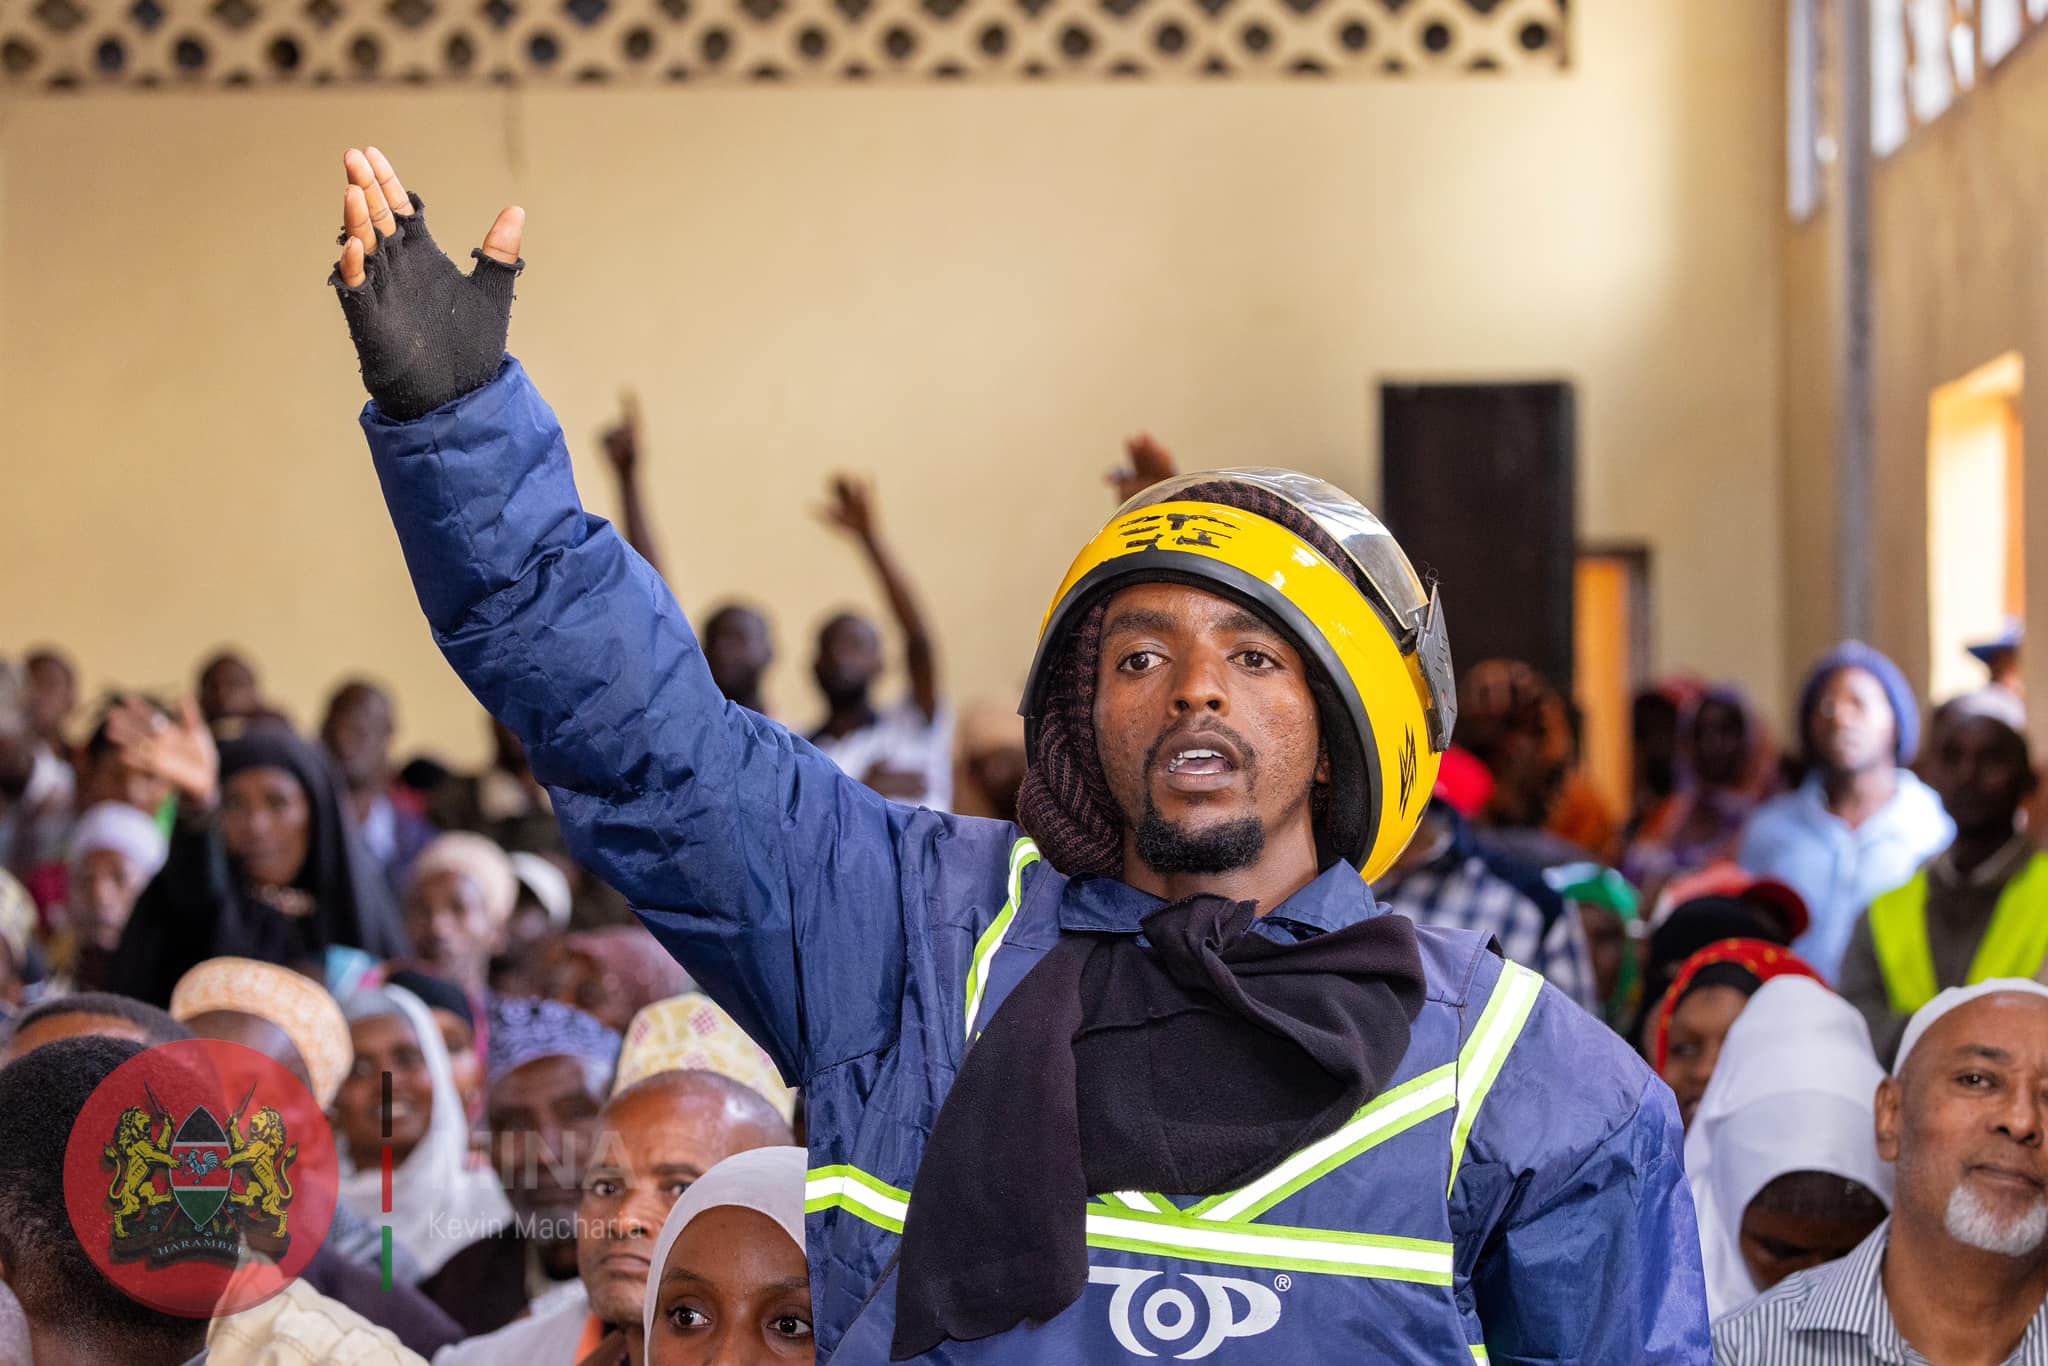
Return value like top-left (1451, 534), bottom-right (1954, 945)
top-left (818, 473), bottom-right (878, 543)
top-left (817, 474), bottom-right (940, 726)
top-left (333, 147), bottom-right (525, 420)
top-left (600, 390), bottom-right (666, 578)
top-left (1109, 431), bottom-right (1177, 504)
top-left (600, 391), bottom-right (641, 478)
top-left (103, 696), bottom-right (217, 809)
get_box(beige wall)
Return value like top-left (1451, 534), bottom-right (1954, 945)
top-left (0, 0), bottom-right (1786, 768)
top-left (1782, 31), bottom-right (2048, 722)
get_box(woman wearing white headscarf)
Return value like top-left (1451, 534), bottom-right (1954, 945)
top-left (1685, 975), bottom-right (1894, 1317)
top-left (642, 1146), bottom-right (811, 1366)
top-left (65, 801), bottom-right (170, 953)
top-left (336, 983), bottom-right (510, 1279)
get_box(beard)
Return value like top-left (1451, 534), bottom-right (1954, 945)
top-left (1125, 721), bottom-right (1277, 875)
top-left (1132, 794), bottom-right (1266, 874)
top-left (1947, 1182), bottom-right (2048, 1257)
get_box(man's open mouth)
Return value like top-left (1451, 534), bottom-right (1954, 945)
top-left (1155, 731), bottom-right (1248, 792)
top-left (1166, 747), bottom-right (1236, 777)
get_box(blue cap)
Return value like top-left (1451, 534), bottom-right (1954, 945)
top-left (1966, 616), bottom-right (2024, 666)
top-left (1797, 641), bottom-right (1920, 766)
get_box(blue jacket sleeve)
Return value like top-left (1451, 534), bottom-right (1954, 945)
top-left (1454, 986), bottom-right (1711, 1363)
top-left (359, 358), bottom-right (917, 1083)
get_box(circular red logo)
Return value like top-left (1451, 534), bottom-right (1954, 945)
top-left (63, 1039), bottom-right (339, 1319)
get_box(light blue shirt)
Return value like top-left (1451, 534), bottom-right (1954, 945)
top-left (1737, 772), bottom-right (1953, 981)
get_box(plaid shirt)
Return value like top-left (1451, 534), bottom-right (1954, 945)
top-left (1712, 1220), bottom-right (2048, 1364)
top-left (1377, 815), bottom-right (1599, 1013)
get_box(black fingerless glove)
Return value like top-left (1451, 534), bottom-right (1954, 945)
top-left (329, 193), bottom-right (524, 421)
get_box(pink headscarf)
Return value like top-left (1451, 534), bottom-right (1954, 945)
top-left (554, 925), bottom-right (690, 1032)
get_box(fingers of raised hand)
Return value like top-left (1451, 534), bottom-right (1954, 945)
top-left (817, 484), bottom-right (851, 526)
top-left (105, 702), bottom-right (179, 777)
top-left (339, 237), bottom-right (367, 289)
top-left (480, 205), bottom-right (525, 266)
top-left (101, 697), bottom-right (156, 753)
top-left (343, 182), bottom-right (375, 250)
top-left (1128, 433), bottom-right (1172, 470)
top-left (344, 148), bottom-right (399, 240)
top-left (364, 147), bottom-right (412, 217)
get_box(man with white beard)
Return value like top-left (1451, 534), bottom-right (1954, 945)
top-left (1714, 979), bottom-right (2048, 1363)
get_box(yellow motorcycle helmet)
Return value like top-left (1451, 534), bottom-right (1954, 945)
top-left (1020, 469), bottom-right (1455, 884)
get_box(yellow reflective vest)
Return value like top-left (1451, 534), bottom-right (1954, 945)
top-left (1869, 852), bottom-right (2048, 1014)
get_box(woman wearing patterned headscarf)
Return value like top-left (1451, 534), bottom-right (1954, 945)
top-left (1652, 938), bottom-right (1826, 1129)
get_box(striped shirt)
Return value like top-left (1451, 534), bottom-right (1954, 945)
top-left (1712, 1220), bottom-right (2048, 1364)
top-left (1376, 817), bottom-right (1599, 1013)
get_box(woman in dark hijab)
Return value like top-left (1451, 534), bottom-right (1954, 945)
top-left (105, 700), bottom-right (408, 1005)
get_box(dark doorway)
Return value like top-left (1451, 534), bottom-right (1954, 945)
top-left (1380, 381), bottom-right (1577, 694)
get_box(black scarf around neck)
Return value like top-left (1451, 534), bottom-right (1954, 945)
top-left (891, 892), bottom-right (1426, 1359)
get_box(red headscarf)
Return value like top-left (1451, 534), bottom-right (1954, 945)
top-left (1650, 938), bottom-right (1825, 1073)
top-left (1432, 746), bottom-right (1497, 821)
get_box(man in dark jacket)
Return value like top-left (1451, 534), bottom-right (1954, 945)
top-left (325, 146), bottom-right (1709, 1363)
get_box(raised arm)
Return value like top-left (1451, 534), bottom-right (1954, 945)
top-left (820, 475), bottom-right (940, 723)
top-left (600, 391), bottom-right (665, 579)
top-left (328, 148), bottom-right (918, 1079)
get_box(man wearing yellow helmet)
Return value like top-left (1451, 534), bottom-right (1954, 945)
top-left (327, 149), bottom-right (1708, 1363)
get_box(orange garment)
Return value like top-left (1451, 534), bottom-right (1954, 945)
top-left (1547, 771), bottom-right (1618, 860)
top-left (573, 1316), bottom-right (624, 1366)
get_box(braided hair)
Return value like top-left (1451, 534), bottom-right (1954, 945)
top-left (1017, 481), bottom-right (1383, 879)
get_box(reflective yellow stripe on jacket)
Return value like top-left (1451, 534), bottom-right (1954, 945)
top-left (809, 953), bottom-right (1545, 1298)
